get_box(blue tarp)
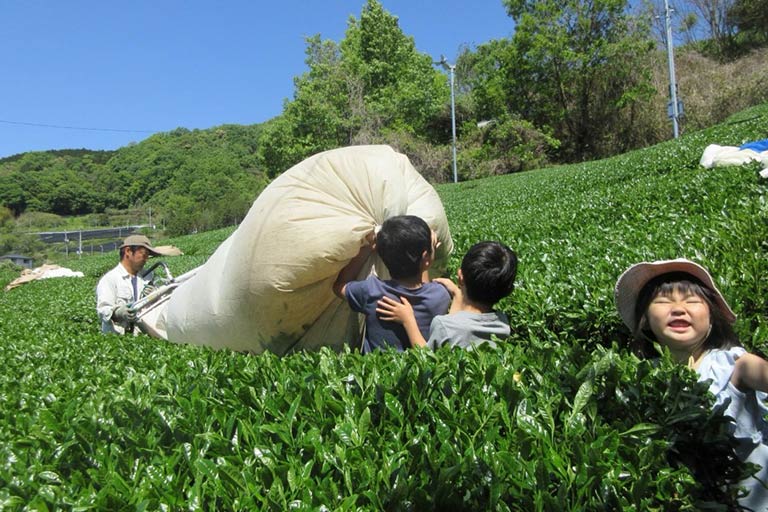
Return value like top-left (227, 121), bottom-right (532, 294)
top-left (740, 139), bottom-right (768, 152)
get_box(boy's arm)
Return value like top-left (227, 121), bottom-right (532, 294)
top-left (376, 296), bottom-right (428, 348)
top-left (333, 233), bottom-right (375, 299)
top-left (434, 277), bottom-right (463, 314)
top-left (732, 352), bottom-right (768, 393)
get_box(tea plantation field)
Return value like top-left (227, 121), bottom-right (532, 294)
top-left (1, 104), bottom-right (766, 510)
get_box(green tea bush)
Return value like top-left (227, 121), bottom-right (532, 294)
top-left (439, 103), bottom-right (768, 354)
top-left (0, 103), bottom-right (766, 509)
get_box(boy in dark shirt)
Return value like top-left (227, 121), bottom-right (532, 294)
top-left (377, 241), bottom-right (517, 350)
top-left (333, 215), bottom-right (450, 353)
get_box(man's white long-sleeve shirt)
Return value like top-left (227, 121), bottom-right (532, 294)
top-left (96, 263), bottom-right (150, 334)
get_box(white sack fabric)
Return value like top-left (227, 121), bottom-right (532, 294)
top-left (165, 145), bottom-right (453, 355)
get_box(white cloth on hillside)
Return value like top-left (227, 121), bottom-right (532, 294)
top-left (699, 144), bottom-right (768, 178)
top-left (697, 347), bottom-right (768, 510)
top-left (4, 264), bottom-right (84, 291)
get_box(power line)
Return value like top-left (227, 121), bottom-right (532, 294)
top-left (0, 119), bottom-right (156, 134)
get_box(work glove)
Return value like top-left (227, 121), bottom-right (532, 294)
top-left (112, 304), bottom-right (136, 324)
top-left (141, 285), bottom-right (157, 298)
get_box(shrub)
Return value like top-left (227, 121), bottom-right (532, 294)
top-left (0, 103), bottom-right (766, 509)
top-left (375, 129), bottom-right (453, 183)
top-left (453, 116), bottom-right (560, 181)
top-left (664, 47), bottom-right (768, 133)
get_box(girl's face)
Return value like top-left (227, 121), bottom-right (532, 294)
top-left (644, 287), bottom-right (711, 354)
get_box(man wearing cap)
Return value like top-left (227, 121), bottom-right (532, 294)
top-left (96, 234), bottom-right (159, 334)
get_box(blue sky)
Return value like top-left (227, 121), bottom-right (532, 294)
top-left (0, 1), bottom-right (514, 159)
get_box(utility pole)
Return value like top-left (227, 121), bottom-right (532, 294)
top-left (664, 0), bottom-right (682, 138)
top-left (435, 55), bottom-right (458, 183)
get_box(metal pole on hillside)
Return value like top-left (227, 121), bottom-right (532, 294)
top-left (664, 0), bottom-right (682, 138)
top-left (436, 55), bottom-right (458, 183)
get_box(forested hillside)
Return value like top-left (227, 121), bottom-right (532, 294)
top-left (0, 0), bottom-right (765, 242)
top-left (0, 125), bottom-right (268, 236)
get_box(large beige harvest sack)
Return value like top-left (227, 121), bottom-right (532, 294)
top-left (165, 145), bottom-right (453, 355)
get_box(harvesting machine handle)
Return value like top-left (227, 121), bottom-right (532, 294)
top-left (140, 260), bottom-right (174, 282)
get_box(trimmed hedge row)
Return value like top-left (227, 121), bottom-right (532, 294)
top-left (0, 103), bottom-right (766, 510)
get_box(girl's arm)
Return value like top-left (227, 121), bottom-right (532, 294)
top-left (732, 352), bottom-right (768, 393)
top-left (376, 296), bottom-right (428, 348)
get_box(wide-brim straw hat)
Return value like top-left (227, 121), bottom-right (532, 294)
top-left (614, 258), bottom-right (736, 332)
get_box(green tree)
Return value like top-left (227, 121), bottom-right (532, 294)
top-left (257, 36), bottom-right (353, 176)
top-left (257, 116), bottom-right (309, 177)
top-left (500, 0), bottom-right (656, 161)
top-left (161, 194), bottom-right (198, 236)
top-left (258, 0), bottom-right (449, 172)
top-left (728, 0), bottom-right (768, 46)
top-left (458, 39), bottom-right (520, 124)
top-left (0, 206), bottom-right (13, 229)
top-left (0, 174), bottom-right (27, 215)
top-left (687, 0), bottom-right (738, 56)
top-left (342, 0), bottom-right (447, 138)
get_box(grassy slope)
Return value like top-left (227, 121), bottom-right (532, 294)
top-left (438, 104), bottom-right (768, 351)
top-left (0, 104), bottom-right (766, 509)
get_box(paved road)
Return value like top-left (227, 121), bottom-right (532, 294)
top-left (32, 226), bottom-right (146, 243)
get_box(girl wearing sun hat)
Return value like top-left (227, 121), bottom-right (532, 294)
top-left (615, 258), bottom-right (768, 510)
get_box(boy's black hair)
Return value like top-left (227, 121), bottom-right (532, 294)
top-left (377, 215), bottom-right (432, 279)
top-left (632, 273), bottom-right (740, 358)
top-left (461, 241), bottom-right (517, 306)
